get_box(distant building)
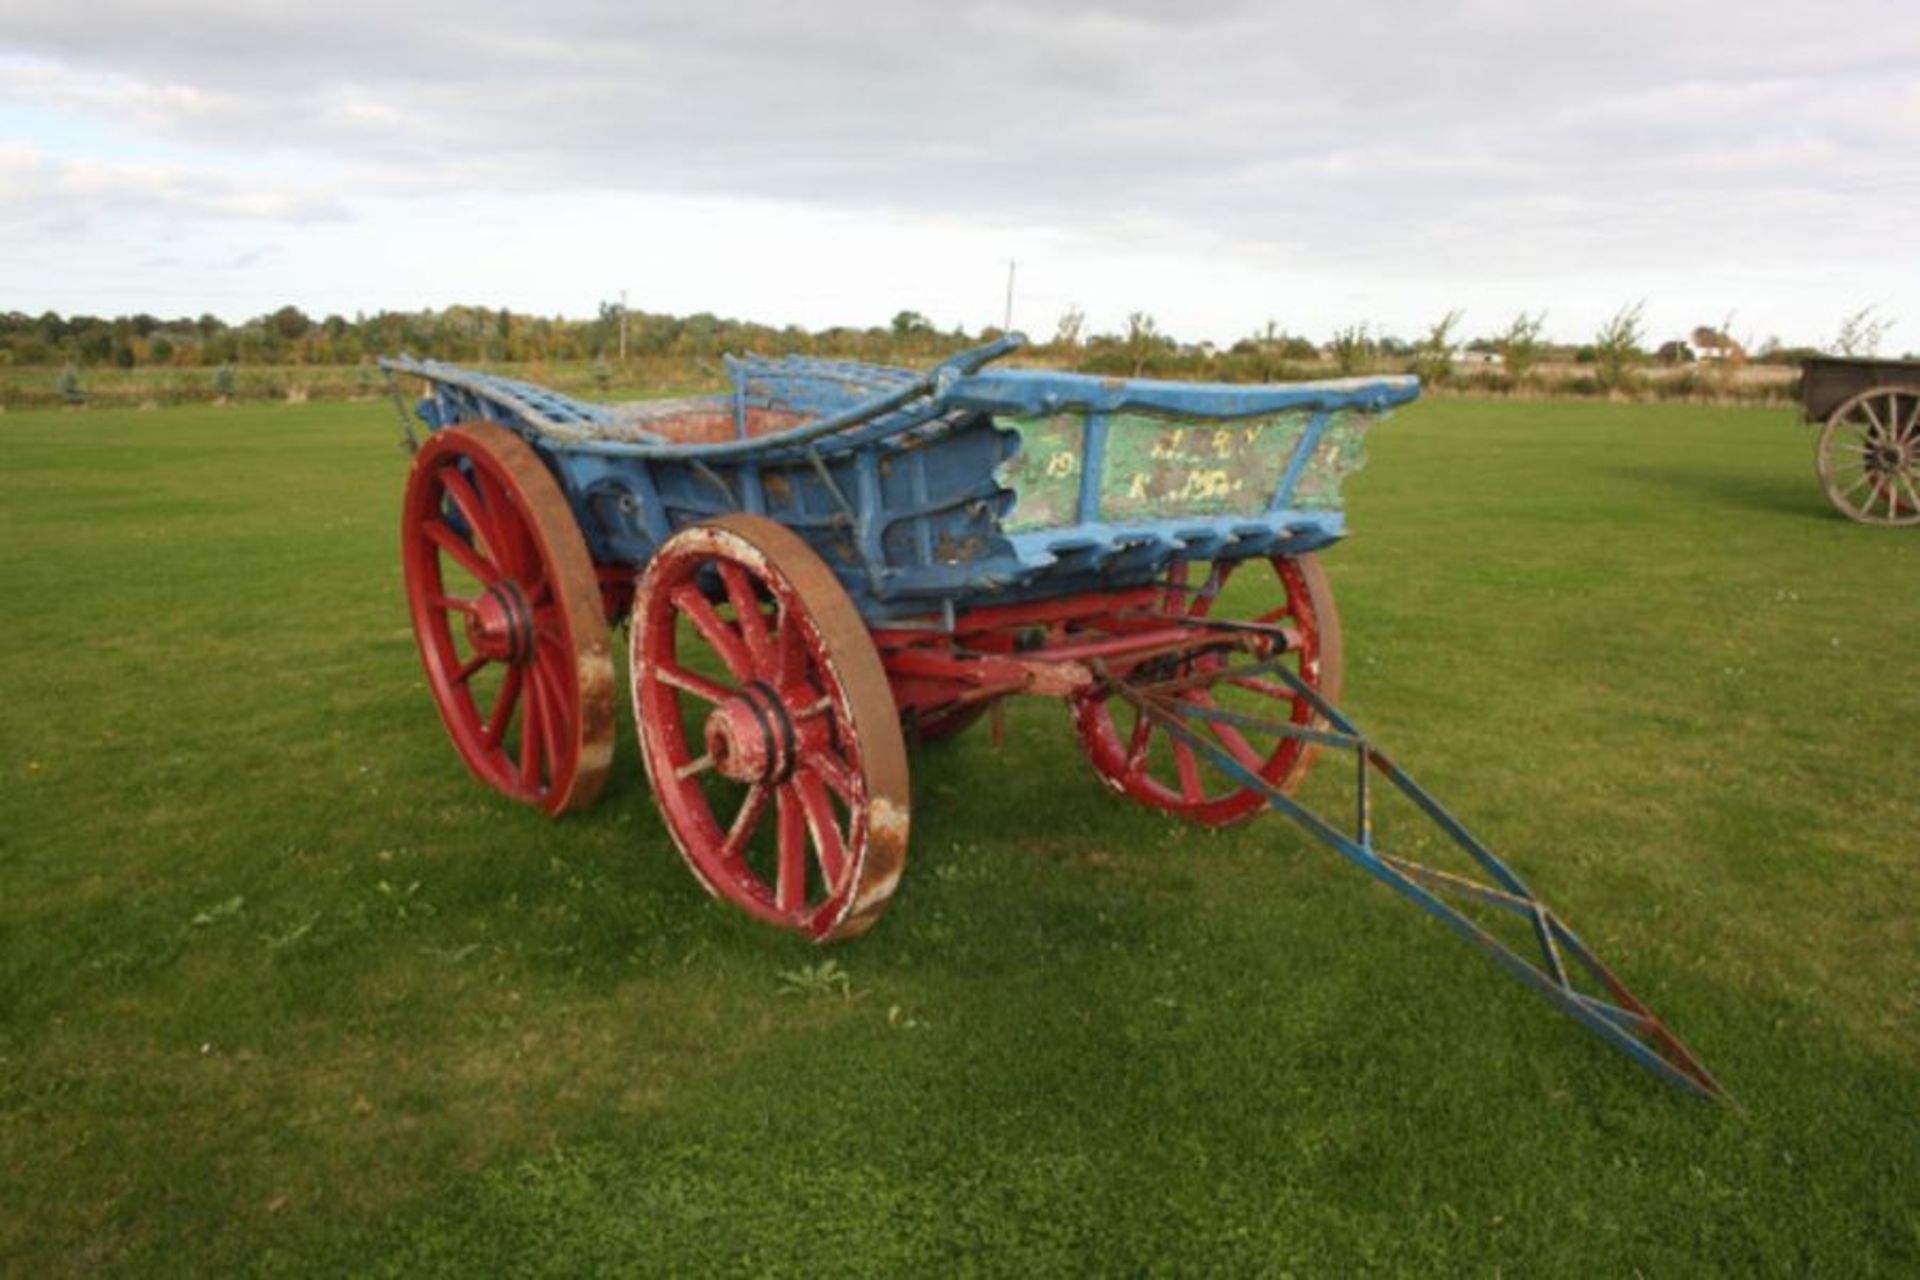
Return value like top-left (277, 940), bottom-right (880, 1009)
top-left (1689, 326), bottom-right (1746, 363)
top-left (1453, 347), bottom-right (1503, 366)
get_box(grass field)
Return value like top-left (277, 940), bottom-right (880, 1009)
top-left (2, 395), bottom-right (1916, 1274)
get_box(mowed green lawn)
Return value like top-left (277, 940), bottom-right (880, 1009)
top-left (2, 396), bottom-right (1915, 1274)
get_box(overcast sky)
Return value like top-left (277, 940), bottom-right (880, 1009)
top-left (2, 1), bottom-right (1915, 348)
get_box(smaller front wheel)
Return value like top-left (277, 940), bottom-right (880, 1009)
top-left (1069, 553), bottom-right (1343, 827)
top-left (632, 516), bottom-right (911, 941)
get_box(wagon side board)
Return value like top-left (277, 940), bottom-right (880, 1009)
top-left (1800, 356), bottom-right (1920, 422)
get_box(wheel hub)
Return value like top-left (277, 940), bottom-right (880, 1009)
top-left (467, 581), bottom-right (535, 665)
top-left (703, 681), bottom-right (797, 783)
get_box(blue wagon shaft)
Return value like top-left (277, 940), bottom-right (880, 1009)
top-left (385, 335), bottom-right (1724, 1100)
top-left (1092, 642), bottom-right (1723, 1100)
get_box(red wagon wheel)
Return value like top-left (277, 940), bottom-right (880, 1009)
top-left (1069, 553), bottom-right (1343, 827)
top-left (632, 515), bottom-right (910, 942)
top-left (1818, 386), bottom-right (1920, 526)
top-left (400, 422), bottom-right (615, 814)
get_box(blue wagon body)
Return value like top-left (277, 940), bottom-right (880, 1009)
top-left (383, 336), bottom-right (1417, 620)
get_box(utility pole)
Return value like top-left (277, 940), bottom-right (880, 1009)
top-left (619, 289), bottom-right (629, 363)
top-left (1003, 260), bottom-right (1017, 334)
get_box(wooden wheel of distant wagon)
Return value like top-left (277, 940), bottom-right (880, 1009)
top-left (632, 515), bottom-right (911, 942)
top-left (1818, 386), bottom-right (1920, 526)
top-left (401, 423), bottom-right (615, 813)
top-left (1069, 553), bottom-right (1344, 827)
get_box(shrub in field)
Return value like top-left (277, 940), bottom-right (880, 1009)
top-left (1412, 310), bottom-right (1463, 385)
top-left (1124, 312), bottom-right (1165, 376)
top-left (1497, 312), bottom-right (1548, 383)
top-left (1592, 303), bottom-right (1645, 393)
top-left (1052, 305), bottom-right (1085, 350)
top-left (1831, 305), bottom-right (1894, 357)
top-left (57, 363), bottom-right (84, 405)
top-left (1328, 323), bottom-right (1376, 375)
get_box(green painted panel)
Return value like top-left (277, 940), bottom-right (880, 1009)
top-left (1001, 410), bottom-right (1374, 531)
top-left (995, 413), bottom-right (1086, 532)
top-left (1292, 411), bottom-right (1369, 510)
top-left (1095, 412), bottom-right (1307, 522)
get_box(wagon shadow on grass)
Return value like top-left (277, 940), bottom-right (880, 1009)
top-left (1600, 463), bottom-right (1830, 523)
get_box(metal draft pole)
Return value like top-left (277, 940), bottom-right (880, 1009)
top-left (1092, 648), bottom-right (1726, 1102)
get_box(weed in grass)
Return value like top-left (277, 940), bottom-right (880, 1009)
top-left (777, 959), bottom-right (855, 1000)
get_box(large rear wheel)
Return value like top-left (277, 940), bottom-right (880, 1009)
top-left (400, 423), bottom-right (615, 813)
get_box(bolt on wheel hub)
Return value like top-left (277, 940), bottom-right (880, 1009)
top-left (702, 682), bottom-right (796, 783)
top-left (467, 581), bottom-right (536, 665)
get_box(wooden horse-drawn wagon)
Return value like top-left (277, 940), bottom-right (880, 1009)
top-left (1801, 356), bottom-right (1920, 525)
top-left (383, 336), bottom-right (1721, 1098)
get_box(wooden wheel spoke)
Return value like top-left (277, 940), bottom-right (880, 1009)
top-left (723, 782), bottom-right (772, 864)
top-left (1124, 705), bottom-right (1155, 775)
top-left (433, 593), bottom-right (479, 616)
top-left (654, 660), bottom-right (734, 706)
top-left (803, 752), bottom-right (859, 804)
top-left (1188, 691), bottom-right (1268, 773)
top-left (451, 652), bottom-right (489, 685)
top-left (485, 664), bottom-right (523, 745)
top-left (424, 518), bottom-right (497, 583)
top-left (1190, 560), bottom-right (1230, 617)
top-left (1171, 736), bottom-right (1206, 803)
top-left (530, 656), bottom-right (567, 778)
top-left (718, 562), bottom-right (778, 677)
top-left (441, 470), bottom-right (508, 565)
top-left (1226, 673), bottom-right (1294, 699)
top-left (793, 773), bottom-right (849, 889)
top-left (1860, 398), bottom-right (1888, 438)
top-left (469, 467), bottom-right (534, 579)
top-left (1161, 558), bottom-right (1189, 611)
top-left (775, 606), bottom-right (811, 687)
top-left (518, 674), bottom-right (542, 790)
top-left (1897, 471), bottom-right (1920, 514)
top-left (774, 786), bottom-right (809, 913)
top-left (673, 584), bottom-right (755, 680)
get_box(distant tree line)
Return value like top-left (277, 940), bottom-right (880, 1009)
top-left (0, 304), bottom-right (975, 370)
top-left (2, 301), bottom-right (1901, 412)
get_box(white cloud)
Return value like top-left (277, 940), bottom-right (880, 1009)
top-left (0, 2), bottom-right (1916, 344)
top-left (0, 141), bottom-right (347, 232)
